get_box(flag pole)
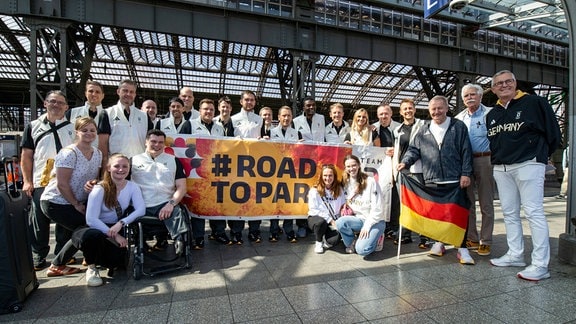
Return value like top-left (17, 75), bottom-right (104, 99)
top-left (397, 173), bottom-right (403, 259)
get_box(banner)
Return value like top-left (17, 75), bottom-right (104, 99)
top-left (399, 173), bottom-right (469, 246)
top-left (166, 135), bottom-right (392, 220)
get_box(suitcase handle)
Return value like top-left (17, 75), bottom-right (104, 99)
top-left (2, 157), bottom-right (22, 199)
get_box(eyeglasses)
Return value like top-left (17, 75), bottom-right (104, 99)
top-left (46, 99), bottom-right (67, 106)
top-left (493, 79), bottom-right (515, 88)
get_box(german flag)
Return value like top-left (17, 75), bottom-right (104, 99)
top-left (399, 173), bottom-right (470, 247)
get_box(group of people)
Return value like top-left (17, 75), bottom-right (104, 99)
top-left (20, 68), bottom-right (561, 287)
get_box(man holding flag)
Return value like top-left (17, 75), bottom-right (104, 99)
top-left (397, 95), bottom-right (475, 265)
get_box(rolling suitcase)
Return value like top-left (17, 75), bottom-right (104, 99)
top-left (0, 157), bottom-right (38, 315)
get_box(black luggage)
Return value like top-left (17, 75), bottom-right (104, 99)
top-left (0, 157), bottom-right (38, 315)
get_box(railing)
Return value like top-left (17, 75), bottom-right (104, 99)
top-left (183, 0), bottom-right (568, 67)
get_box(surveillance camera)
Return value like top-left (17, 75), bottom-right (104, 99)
top-left (449, 0), bottom-right (470, 11)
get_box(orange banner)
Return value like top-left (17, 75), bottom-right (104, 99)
top-left (166, 135), bottom-right (391, 220)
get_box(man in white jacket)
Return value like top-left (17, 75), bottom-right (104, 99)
top-left (104, 79), bottom-right (152, 160)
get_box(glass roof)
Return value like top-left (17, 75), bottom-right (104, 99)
top-left (0, 0), bottom-right (568, 115)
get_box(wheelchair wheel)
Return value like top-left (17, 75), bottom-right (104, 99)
top-left (128, 242), bottom-right (144, 280)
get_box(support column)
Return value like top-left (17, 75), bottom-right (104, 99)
top-left (558, 0), bottom-right (576, 265)
top-left (290, 51), bottom-right (319, 113)
top-left (26, 18), bottom-right (70, 120)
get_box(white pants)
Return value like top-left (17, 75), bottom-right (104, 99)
top-left (493, 162), bottom-right (549, 268)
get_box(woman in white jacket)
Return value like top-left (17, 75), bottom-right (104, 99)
top-left (307, 164), bottom-right (346, 254)
top-left (336, 155), bottom-right (385, 256)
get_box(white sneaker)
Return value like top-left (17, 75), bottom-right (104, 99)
top-left (457, 248), bottom-right (475, 265)
top-left (322, 238), bottom-right (332, 249)
top-left (86, 266), bottom-right (103, 287)
top-left (314, 241), bottom-right (324, 254)
top-left (429, 242), bottom-right (445, 256)
top-left (517, 265), bottom-right (551, 281)
top-left (375, 234), bottom-right (384, 252)
top-left (490, 253), bottom-right (526, 267)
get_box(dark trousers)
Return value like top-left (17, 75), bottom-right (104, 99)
top-left (190, 217), bottom-right (205, 240)
top-left (270, 219), bottom-right (294, 235)
top-left (209, 220), bottom-right (227, 236)
top-left (40, 200), bottom-right (86, 266)
top-left (146, 203), bottom-right (189, 239)
top-left (248, 220), bottom-right (261, 234)
top-left (228, 220), bottom-right (244, 235)
top-left (385, 182), bottom-right (401, 233)
top-left (307, 216), bottom-right (340, 246)
top-left (29, 188), bottom-right (69, 263)
top-left (72, 227), bottom-right (126, 269)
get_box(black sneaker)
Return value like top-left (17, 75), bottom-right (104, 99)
top-left (215, 233), bottom-right (232, 245)
top-left (286, 231), bottom-right (297, 243)
top-left (418, 238), bottom-right (429, 249)
top-left (34, 259), bottom-right (48, 271)
top-left (384, 230), bottom-right (396, 239)
top-left (248, 232), bottom-right (262, 243)
top-left (231, 232), bottom-right (243, 245)
top-left (269, 233), bottom-right (279, 242)
top-left (193, 237), bottom-right (205, 250)
top-left (393, 237), bottom-right (413, 245)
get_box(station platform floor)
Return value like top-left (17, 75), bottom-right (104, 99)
top-left (2, 189), bottom-right (576, 323)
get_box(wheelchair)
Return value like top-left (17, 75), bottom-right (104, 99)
top-left (126, 205), bottom-right (193, 280)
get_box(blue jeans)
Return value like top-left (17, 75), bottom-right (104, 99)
top-left (336, 217), bottom-right (385, 256)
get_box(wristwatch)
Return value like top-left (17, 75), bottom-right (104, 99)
top-left (168, 199), bottom-right (177, 206)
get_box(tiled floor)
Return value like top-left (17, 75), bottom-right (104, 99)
top-left (2, 196), bottom-right (576, 323)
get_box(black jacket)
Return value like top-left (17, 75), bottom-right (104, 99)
top-left (487, 91), bottom-right (561, 165)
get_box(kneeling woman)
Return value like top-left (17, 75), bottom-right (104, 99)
top-left (73, 153), bottom-right (145, 286)
top-left (307, 164), bottom-right (346, 254)
top-left (336, 155), bottom-right (385, 256)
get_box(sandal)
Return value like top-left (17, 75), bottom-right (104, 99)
top-left (46, 265), bottom-right (81, 277)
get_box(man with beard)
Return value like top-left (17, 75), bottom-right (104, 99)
top-left (156, 97), bottom-right (192, 135)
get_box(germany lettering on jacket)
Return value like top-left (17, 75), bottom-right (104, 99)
top-left (487, 121), bottom-right (525, 136)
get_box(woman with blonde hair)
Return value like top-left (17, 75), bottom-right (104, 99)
top-left (307, 164), bottom-right (346, 253)
top-left (40, 116), bottom-right (102, 277)
top-left (344, 108), bottom-right (376, 146)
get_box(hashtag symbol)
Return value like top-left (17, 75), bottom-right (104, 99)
top-left (211, 154), bottom-right (232, 177)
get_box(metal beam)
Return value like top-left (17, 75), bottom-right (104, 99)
top-left (26, 18), bottom-right (70, 119)
top-left (558, 0), bottom-right (576, 264)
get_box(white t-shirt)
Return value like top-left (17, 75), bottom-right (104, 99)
top-left (41, 145), bottom-right (102, 205)
top-left (429, 117), bottom-right (450, 149)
